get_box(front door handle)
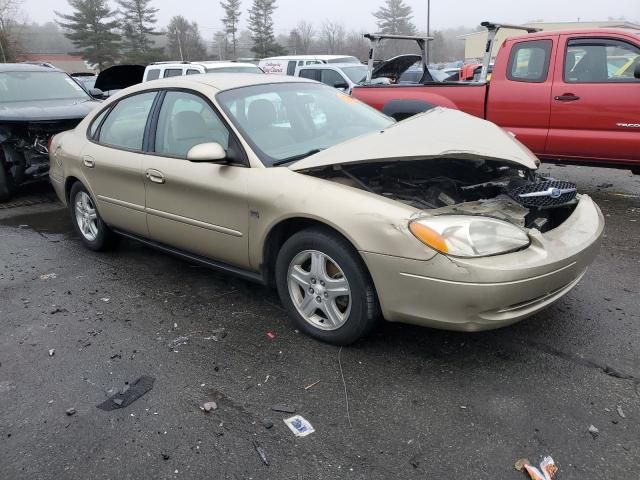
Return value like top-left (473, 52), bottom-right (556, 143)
top-left (145, 169), bottom-right (165, 184)
top-left (82, 156), bottom-right (95, 168)
top-left (554, 93), bottom-right (580, 102)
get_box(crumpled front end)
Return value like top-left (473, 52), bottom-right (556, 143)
top-left (361, 194), bottom-right (604, 331)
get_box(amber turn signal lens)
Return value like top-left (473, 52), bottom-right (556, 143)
top-left (409, 222), bottom-right (449, 254)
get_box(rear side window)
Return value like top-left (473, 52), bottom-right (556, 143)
top-left (565, 38), bottom-right (640, 83)
top-left (298, 69), bottom-right (321, 81)
top-left (88, 108), bottom-right (110, 139)
top-left (507, 40), bottom-right (552, 83)
top-left (286, 61), bottom-right (297, 76)
top-left (98, 92), bottom-right (156, 151)
top-left (146, 68), bottom-right (160, 81)
top-left (163, 68), bottom-right (183, 78)
top-left (186, 69), bottom-right (201, 75)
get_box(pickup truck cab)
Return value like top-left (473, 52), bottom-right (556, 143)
top-left (352, 27), bottom-right (640, 172)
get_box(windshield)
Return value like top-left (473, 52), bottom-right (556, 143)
top-left (0, 71), bottom-right (91, 103)
top-left (217, 82), bottom-right (394, 167)
top-left (342, 66), bottom-right (368, 84)
top-left (206, 66), bottom-right (264, 74)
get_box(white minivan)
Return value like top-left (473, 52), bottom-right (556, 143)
top-left (143, 61), bottom-right (263, 82)
top-left (258, 55), bottom-right (360, 75)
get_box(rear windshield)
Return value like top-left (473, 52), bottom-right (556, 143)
top-left (206, 66), bottom-right (264, 74)
top-left (0, 71), bottom-right (90, 102)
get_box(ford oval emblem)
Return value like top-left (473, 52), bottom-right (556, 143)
top-left (550, 188), bottom-right (562, 199)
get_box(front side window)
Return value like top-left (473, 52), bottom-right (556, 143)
top-left (217, 82), bottom-right (394, 167)
top-left (186, 69), bottom-right (201, 75)
top-left (320, 69), bottom-right (346, 87)
top-left (163, 68), bottom-right (183, 78)
top-left (155, 91), bottom-right (230, 157)
top-left (98, 92), bottom-right (157, 150)
top-left (298, 69), bottom-right (321, 81)
top-left (0, 71), bottom-right (91, 103)
top-left (565, 38), bottom-right (640, 83)
top-left (507, 40), bottom-right (552, 83)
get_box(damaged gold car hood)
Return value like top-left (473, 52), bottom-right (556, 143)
top-left (289, 107), bottom-right (539, 171)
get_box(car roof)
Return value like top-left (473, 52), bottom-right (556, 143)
top-left (0, 63), bottom-right (62, 73)
top-left (261, 55), bottom-right (355, 61)
top-left (124, 72), bottom-right (316, 94)
top-left (146, 61), bottom-right (259, 69)
top-left (299, 63), bottom-right (365, 69)
top-left (512, 27), bottom-right (640, 40)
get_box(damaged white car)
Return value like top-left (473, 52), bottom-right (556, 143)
top-left (50, 74), bottom-right (604, 344)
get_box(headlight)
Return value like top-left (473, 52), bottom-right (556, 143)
top-left (409, 216), bottom-right (530, 258)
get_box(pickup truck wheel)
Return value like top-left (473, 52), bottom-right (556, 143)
top-left (275, 228), bottom-right (380, 345)
top-left (69, 182), bottom-right (118, 251)
top-left (631, 167), bottom-right (640, 176)
top-left (0, 149), bottom-right (16, 202)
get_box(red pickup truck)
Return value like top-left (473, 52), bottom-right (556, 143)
top-left (352, 25), bottom-right (640, 173)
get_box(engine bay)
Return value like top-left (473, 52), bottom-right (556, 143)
top-left (313, 158), bottom-right (578, 232)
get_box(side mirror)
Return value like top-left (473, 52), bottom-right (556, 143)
top-left (89, 88), bottom-right (106, 99)
top-left (186, 142), bottom-right (227, 163)
top-left (334, 82), bottom-right (349, 90)
top-left (634, 62), bottom-right (640, 80)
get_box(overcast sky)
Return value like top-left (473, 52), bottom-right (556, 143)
top-left (22, 0), bottom-right (640, 37)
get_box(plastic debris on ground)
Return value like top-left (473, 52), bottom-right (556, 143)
top-left (65, 408), bottom-right (76, 416)
top-left (617, 405), bottom-right (626, 418)
top-left (253, 440), bottom-right (270, 466)
top-left (588, 424), bottom-right (599, 438)
top-left (97, 375), bottom-right (155, 411)
top-left (48, 349), bottom-right (55, 357)
top-left (266, 332), bottom-right (276, 340)
top-left (202, 401), bottom-right (218, 412)
top-left (284, 415), bottom-right (315, 437)
top-left (515, 456), bottom-right (558, 480)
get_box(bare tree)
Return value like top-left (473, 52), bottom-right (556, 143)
top-left (294, 20), bottom-right (314, 54)
top-left (0, 0), bottom-right (23, 62)
top-left (319, 20), bottom-right (345, 54)
top-left (343, 31), bottom-right (369, 61)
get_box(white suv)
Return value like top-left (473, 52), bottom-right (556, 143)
top-left (143, 61), bottom-right (263, 82)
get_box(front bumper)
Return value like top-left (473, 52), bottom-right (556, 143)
top-left (361, 194), bottom-right (604, 331)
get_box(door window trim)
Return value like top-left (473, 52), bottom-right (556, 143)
top-left (147, 87), bottom-right (250, 167)
top-left (86, 90), bottom-right (161, 154)
top-left (506, 39), bottom-right (553, 83)
top-left (563, 36), bottom-right (640, 84)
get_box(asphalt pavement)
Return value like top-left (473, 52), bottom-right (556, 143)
top-left (1, 165), bottom-right (638, 479)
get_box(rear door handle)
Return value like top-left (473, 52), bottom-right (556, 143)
top-left (554, 93), bottom-right (580, 102)
top-left (145, 169), bottom-right (165, 184)
top-left (82, 156), bottom-right (95, 168)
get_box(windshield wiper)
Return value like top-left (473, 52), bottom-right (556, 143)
top-left (272, 148), bottom-right (324, 166)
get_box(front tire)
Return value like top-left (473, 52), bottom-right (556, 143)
top-left (0, 149), bottom-right (16, 202)
top-left (69, 182), bottom-right (117, 251)
top-left (275, 228), bottom-right (379, 345)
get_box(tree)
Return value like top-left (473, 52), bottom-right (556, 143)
top-left (319, 20), bottom-right (345, 54)
top-left (166, 15), bottom-right (207, 61)
top-left (0, 0), bottom-right (23, 62)
top-left (117, 0), bottom-right (162, 64)
top-left (220, 0), bottom-right (241, 59)
top-left (247, 0), bottom-right (284, 58)
top-left (372, 0), bottom-right (416, 35)
top-left (294, 20), bottom-right (314, 54)
top-left (56, 0), bottom-right (120, 69)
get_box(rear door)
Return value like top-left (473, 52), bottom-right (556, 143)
top-left (486, 37), bottom-right (556, 155)
top-left (81, 91), bottom-right (158, 237)
top-left (546, 34), bottom-right (640, 163)
top-left (142, 89), bottom-right (250, 268)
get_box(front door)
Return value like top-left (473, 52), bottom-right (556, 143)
top-left (143, 90), bottom-right (250, 268)
top-left (81, 91), bottom-right (157, 237)
top-left (546, 34), bottom-right (640, 163)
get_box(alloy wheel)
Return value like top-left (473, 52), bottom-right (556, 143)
top-left (74, 191), bottom-right (99, 242)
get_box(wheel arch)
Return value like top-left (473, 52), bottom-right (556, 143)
top-left (261, 216), bottom-right (367, 287)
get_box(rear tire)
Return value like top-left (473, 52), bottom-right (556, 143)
top-left (69, 182), bottom-right (118, 251)
top-left (275, 227), bottom-right (379, 345)
top-left (0, 148), bottom-right (16, 202)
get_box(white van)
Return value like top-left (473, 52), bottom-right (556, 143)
top-left (143, 61), bottom-right (263, 82)
top-left (258, 55), bottom-right (360, 76)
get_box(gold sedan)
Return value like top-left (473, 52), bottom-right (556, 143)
top-left (49, 74), bottom-right (604, 344)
